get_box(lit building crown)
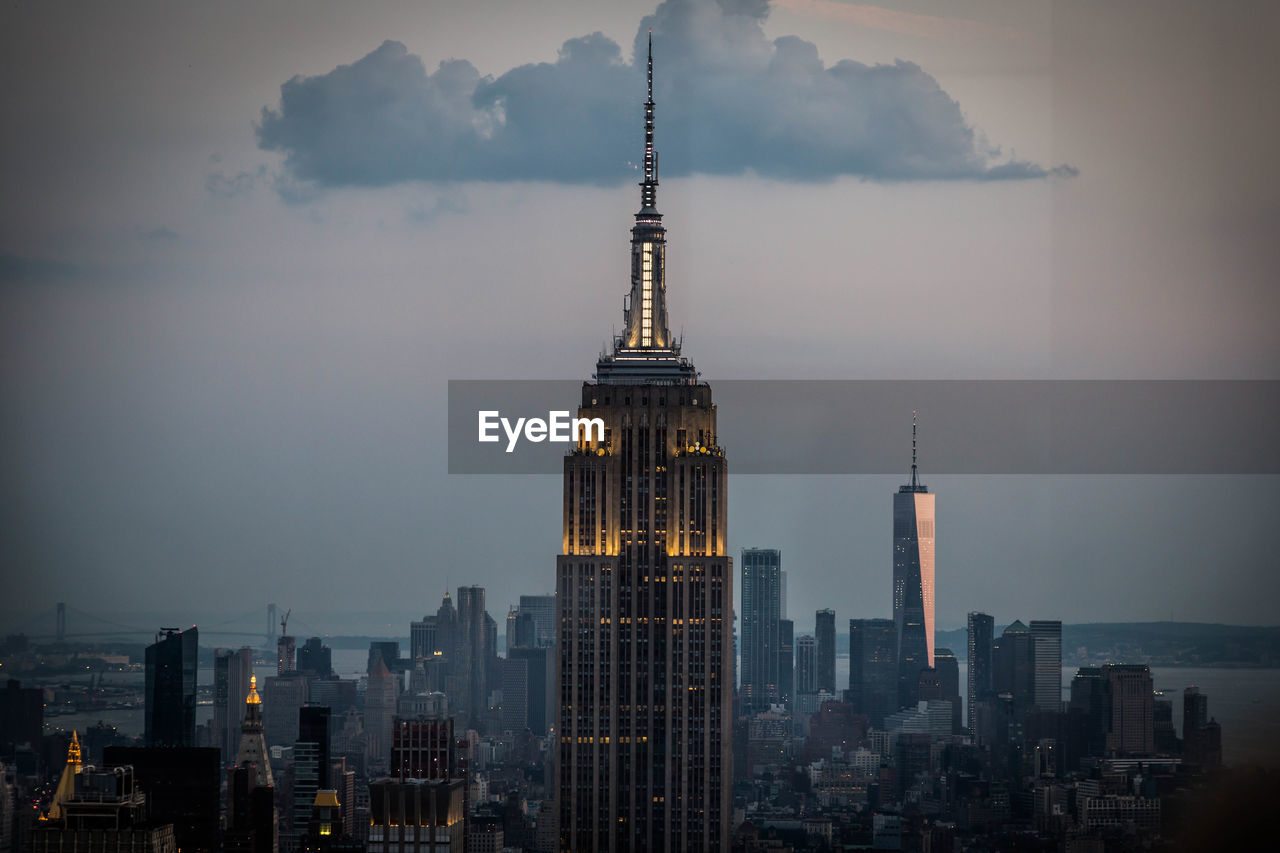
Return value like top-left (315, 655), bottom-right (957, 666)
top-left (596, 32), bottom-right (696, 385)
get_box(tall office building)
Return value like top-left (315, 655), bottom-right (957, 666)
top-left (741, 548), bottom-right (782, 708)
top-left (848, 619), bottom-right (896, 728)
top-left (294, 706), bottom-right (332, 846)
top-left (795, 636), bottom-right (816, 695)
top-left (367, 779), bottom-right (465, 853)
top-left (228, 679), bottom-right (278, 853)
top-left (1182, 686), bottom-right (1221, 768)
top-left (966, 612), bottom-right (995, 735)
top-left (365, 657), bottom-right (399, 773)
top-left (993, 620), bottom-right (1035, 716)
top-left (215, 647), bottom-right (255, 763)
top-left (456, 585), bottom-right (488, 725)
top-left (514, 591), bottom-right (555, 645)
top-left (104, 745), bottom-right (221, 853)
top-left (145, 627), bottom-right (198, 748)
top-left (0, 678), bottom-right (43, 756)
top-left (410, 615), bottom-right (438, 662)
top-left (503, 646), bottom-right (553, 736)
top-left (1070, 667), bottom-right (1109, 758)
top-left (1030, 620), bottom-right (1063, 710)
top-left (893, 414), bottom-right (935, 709)
top-left (235, 676), bottom-right (273, 786)
top-left (556, 36), bottom-right (732, 850)
top-left (1103, 664), bottom-right (1154, 757)
top-left (391, 712), bottom-right (454, 781)
top-left (435, 592), bottom-right (458, 662)
top-left (297, 638), bottom-right (332, 678)
top-left (278, 634), bottom-right (297, 676)
top-left (1183, 685), bottom-right (1208, 733)
top-left (815, 609), bottom-right (836, 695)
top-left (933, 647), bottom-right (962, 734)
top-left (263, 673), bottom-right (310, 750)
top-left (777, 619), bottom-right (794, 704)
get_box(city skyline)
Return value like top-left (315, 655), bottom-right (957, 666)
top-left (4, 0), bottom-right (1279, 632)
top-left (5, 4), bottom-right (1278, 847)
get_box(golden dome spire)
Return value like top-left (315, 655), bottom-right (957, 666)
top-left (247, 673), bottom-right (262, 705)
top-left (67, 729), bottom-right (82, 766)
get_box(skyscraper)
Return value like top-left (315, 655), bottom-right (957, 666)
top-left (297, 638), bottom-right (332, 678)
top-left (235, 675), bottom-right (272, 786)
top-left (263, 672), bottom-right (310, 750)
top-left (365, 656), bottom-right (398, 773)
top-left (556, 36), bottom-right (732, 850)
top-left (848, 619), bottom-right (896, 727)
top-left (145, 627), bottom-right (197, 748)
top-left (516, 594), bottom-right (557, 649)
top-left (1030, 620), bottom-right (1063, 711)
top-left (295, 706), bottom-right (332, 845)
top-left (277, 633), bottom-right (296, 676)
top-left (503, 646), bottom-right (553, 736)
top-left (1103, 664), bottom-right (1154, 757)
top-left (993, 620), bottom-right (1035, 716)
top-left (966, 612), bottom-right (994, 735)
top-left (815, 609), bottom-right (836, 695)
top-left (215, 647), bottom-right (254, 764)
top-left (741, 548), bottom-right (782, 708)
top-left (795, 635), bottom-right (816, 695)
top-left (933, 647), bottom-right (962, 734)
top-left (777, 618), bottom-right (795, 705)
top-left (456, 585), bottom-right (488, 725)
top-left (410, 614), bottom-right (438, 662)
top-left (893, 413), bottom-right (935, 709)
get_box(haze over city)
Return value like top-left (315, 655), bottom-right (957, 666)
top-left (3, 0), bottom-right (1278, 632)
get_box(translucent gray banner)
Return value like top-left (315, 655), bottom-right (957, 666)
top-left (447, 380), bottom-right (1280, 475)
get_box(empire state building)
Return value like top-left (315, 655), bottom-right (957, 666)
top-left (556, 35), bottom-right (732, 851)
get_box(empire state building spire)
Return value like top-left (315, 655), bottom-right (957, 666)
top-left (640, 31), bottom-right (658, 213)
top-left (598, 33), bottom-right (695, 383)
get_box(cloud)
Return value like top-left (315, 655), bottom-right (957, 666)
top-left (205, 165), bottom-right (268, 199)
top-left (255, 0), bottom-right (1072, 190)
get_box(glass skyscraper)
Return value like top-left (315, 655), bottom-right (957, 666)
top-left (849, 618), bottom-right (896, 727)
top-left (1031, 619), bottom-right (1063, 711)
top-left (815, 608), bottom-right (836, 694)
top-left (893, 413), bottom-right (935, 708)
top-left (144, 626), bottom-right (197, 748)
top-left (966, 612), bottom-right (995, 735)
top-left (741, 548), bottom-right (782, 708)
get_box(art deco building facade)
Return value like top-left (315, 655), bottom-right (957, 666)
top-left (893, 415), bottom-right (935, 708)
top-left (557, 36), bottom-right (732, 851)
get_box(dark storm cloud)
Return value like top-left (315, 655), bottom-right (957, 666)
top-left (255, 0), bottom-right (1071, 190)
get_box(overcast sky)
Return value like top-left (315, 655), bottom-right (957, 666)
top-left (2, 0), bottom-right (1277, 638)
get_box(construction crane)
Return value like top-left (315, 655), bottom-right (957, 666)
top-left (280, 608), bottom-right (291, 637)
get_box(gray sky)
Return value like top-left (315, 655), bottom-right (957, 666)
top-left (2, 0), bottom-right (1277, 637)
